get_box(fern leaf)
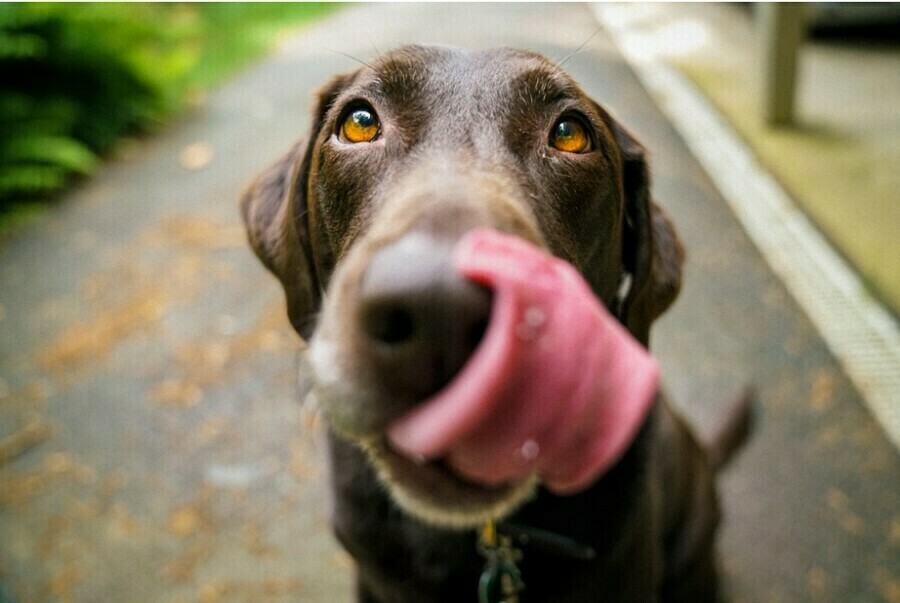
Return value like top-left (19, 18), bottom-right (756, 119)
top-left (0, 165), bottom-right (68, 198)
top-left (1, 136), bottom-right (98, 174)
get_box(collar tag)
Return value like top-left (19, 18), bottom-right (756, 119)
top-left (477, 521), bottom-right (524, 603)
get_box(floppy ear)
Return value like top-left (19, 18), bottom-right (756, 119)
top-left (609, 119), bottom-right (684, 346)
top-left (240, 75), bottom-right (352, 339)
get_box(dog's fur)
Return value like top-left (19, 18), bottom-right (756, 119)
top-left (241, 45), bottom-right (750, 602)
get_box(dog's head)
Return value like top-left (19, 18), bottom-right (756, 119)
top-left (241, 45), bottom-right (683, 527)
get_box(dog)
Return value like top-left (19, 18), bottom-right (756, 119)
top-left (241, 45), bottom-right (751, 602)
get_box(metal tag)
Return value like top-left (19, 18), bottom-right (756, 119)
top-left (477, 521), bottom-right (524, 603)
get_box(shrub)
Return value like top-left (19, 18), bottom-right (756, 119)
top-left (0, 3), bottom-right (335, 215)
top-left (0, 4), bottom-right (192, 206)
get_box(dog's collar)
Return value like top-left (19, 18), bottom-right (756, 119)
top-left (612, 268), bottom-right (633, 320)
top-left (495, 521), bottom-right (597, 560)
top-left (477, 520), bottom-right (596, 603)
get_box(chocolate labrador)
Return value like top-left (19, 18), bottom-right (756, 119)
top-left (241, 45), bottom-right (750, 602)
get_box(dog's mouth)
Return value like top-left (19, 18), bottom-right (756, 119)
top-left (316, 228), bottom-right (550, 526)
top-left (312, 228), bottom-right (658, 527)
top-left (359, 437), bottom-right (538, 529)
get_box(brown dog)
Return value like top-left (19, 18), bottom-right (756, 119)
top-left (241, 45), bottom-right (750, 602)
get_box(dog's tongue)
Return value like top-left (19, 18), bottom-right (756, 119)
top-left (387, 229), bottom-right (659, 494)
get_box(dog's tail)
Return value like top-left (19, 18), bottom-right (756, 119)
top-left (702, 386), bottom-right (755, 472)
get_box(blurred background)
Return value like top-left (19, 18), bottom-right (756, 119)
top-left (1, 3), bottom-right (898, 602)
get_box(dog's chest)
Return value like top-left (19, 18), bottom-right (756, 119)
top-left (328, 437), bottom-right (662, 602)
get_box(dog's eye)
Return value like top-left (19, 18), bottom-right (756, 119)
top-left (341, 107), bottom-right (380, 143)
top-left (550, 118), bottom-right (591, 153)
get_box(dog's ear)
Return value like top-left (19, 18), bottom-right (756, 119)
top-left (240, 74), bottom-right (352, 339)
top-left (608, 118), bottom-right (684, 346)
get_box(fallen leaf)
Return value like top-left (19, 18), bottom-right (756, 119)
top-left (150, 378), bottom-right (204, 408)
top-left (168, 505), bottom-right (207, 537)
top-left (179, 142), bottom-right (215, 171)
top-left (0, 420), bottom-right (54, 465)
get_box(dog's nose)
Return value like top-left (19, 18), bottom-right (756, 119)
top-left (358, 234), bottom-right (492, 401)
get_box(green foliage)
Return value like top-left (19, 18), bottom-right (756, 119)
top-left (0, 3), bottom-right (187, 205)
top-left (0, 3), bottom-right (336, 215)
top-left (180, 3), bottom-right (338, 90)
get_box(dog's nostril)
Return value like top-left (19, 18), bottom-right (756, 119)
top-left (467, 318), bottom-right (489, 353)
top-left (364, 303), bottom-right (416, 345)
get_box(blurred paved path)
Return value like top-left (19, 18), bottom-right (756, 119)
top-left (1, 4), bottom-right (897, 602)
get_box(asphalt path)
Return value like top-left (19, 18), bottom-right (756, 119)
top-left (1, 4), bottom-right (897, 602)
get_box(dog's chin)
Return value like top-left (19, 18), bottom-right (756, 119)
top-left (358, 438), bottom-right (537, 530)
top-left (308, 345), bottom-right (536, 529)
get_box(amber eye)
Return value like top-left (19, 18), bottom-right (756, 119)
top-left (341, 107), bottom-right (380, 143)
top-left (551, 118), bottom-right (591, 153)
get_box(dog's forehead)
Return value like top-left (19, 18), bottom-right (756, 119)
top-left (360, 45), bottom-right (581, 108)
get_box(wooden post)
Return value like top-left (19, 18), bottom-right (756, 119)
top-left (759, 3), bottom-right (806, 126)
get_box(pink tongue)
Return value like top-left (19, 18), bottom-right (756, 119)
top-left (386, 229), bottom-right (659, 494)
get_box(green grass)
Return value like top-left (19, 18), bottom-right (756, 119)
top-left (0, 3), bottom-right (340, 236)
top-left (174, 3), bottom-right (340, 91)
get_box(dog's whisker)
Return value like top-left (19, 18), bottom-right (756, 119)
top-left (366, 35), bottom-right (383, 60)
top-left (556, 27), bottom-right (603, 68)
top-left (326, 47), bottom-right (376, 71)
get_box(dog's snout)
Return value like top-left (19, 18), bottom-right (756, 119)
top-left (358, 234), bottom-right (492, 401)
